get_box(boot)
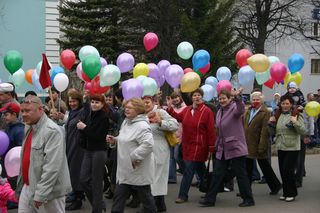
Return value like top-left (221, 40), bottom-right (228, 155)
top-left (65, 199), bottom-right (82, 211)
top-left (154, 196), bottom-right (166, 212)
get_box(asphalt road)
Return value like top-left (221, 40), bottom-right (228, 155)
top-left (10, 154), bottom-right (320, 213)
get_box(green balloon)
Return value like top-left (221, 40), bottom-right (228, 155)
top-left (177, 41), bottom-right (194, 60)
top-left (82, 55), bottom-right (101, 80)
top-left (3, 50), bottom-right (23, 74)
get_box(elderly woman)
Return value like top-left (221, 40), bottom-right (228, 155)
top-left (269, 95), bottom-right (305, 202)
top-left (143, 96), bottom-right (178, 212)
top-left (167, 88), bottom-right (216, 204)
top-left (200, 88), bottom-right (255, 207)
top-left (107, 98), bottom-right (156, 213)
top-left (243, 91), bottom-right (282, 195)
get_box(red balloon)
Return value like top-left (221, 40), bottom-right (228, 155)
top-left (199, 63), bottom-right (211, 75)
top-left (264, 78), bottom-right (275, 89)
top-left (84, 82), bottom-right (92, 91)
top-left (270, 62), bottom-right (287, 83)
top-left (82, 71), bottom-right (91, 82)
top-left (184, 68), bottom-right (193, 74)
top-left (90, 76), bottom-right (110, 95)
top-left (216, 80), bottom-right (232, 94)
top-left (60, 49), bottom-right (76, 70)
top-left (236, 49), bottom-right (253, 68)
top-left (143, 32), bottom-right (159, 52)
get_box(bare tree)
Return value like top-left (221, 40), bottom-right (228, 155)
top-left (234, 0), bottom-right (305, 53)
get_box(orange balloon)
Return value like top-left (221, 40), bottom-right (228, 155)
top-left (25, 69), bottom-right (33, 84)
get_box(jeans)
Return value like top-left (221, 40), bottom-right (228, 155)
top-left (168, 147), bottom-right (177, 183)
top-left (174, 144), bottom-right (185, 174)
top-left (178, 160), bottom-right (206, 200)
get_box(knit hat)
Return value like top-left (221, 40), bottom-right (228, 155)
top-left (0, 102), bottom-right (20, 114)
top-left (287, 82), bottom-right (298, 89)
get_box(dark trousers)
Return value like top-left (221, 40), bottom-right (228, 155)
top-left (246, 158), bottom-right (281, 192)
top-left (80, 150), bottom-right (107, 213)
top-left (295, 140), bottom-right (306, 184)
top-left (205, 156), bottom-right (253, 204)
top-left (111, 184), bottom-right (156, 213)
top-left (178, 160), bottom-right (206, 200)
top-left (278, 150), bottom-right (299, 197)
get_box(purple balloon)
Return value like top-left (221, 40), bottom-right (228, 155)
top-left (100, 57), bottom-right (108, 67)
top-left (152, 75), bottom-right (165, 87)
top-left (0, 131), bottom-right (9, 155)
top-left (147, 63), bottom-right (160, 78)
top-left (157, 60), bottom-right (171, 77)
top-left (165, 64), bottom-right (184, 88)
top-left (122, 78), bottom-right (144, 100)
top-left (117, 53), bottom-right (135, 73)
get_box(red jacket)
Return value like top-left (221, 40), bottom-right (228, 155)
top-left (169, 103), bottom-right (216, 162)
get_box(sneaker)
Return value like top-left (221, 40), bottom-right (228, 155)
top-left (279, 196), bottom-right (286, 200)
top-left (285, 197), bottom-right (295, 202)
top-left (175, 198), bottom-right (187, 204)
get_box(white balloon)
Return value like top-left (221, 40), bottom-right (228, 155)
top-left (216, 66), bottom-right (231, 81)
top-left (53, 73), bottom-right (69, 92)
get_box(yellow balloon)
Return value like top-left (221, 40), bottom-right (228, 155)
top-left (284, 72), bottom-right (302, 87)
top-left (180, 72), bottom-right (201, 93)
top-left (305, 101), bottom-right (320, 117)
top-left (133, 63), bottom-right (149, 78)
top-left (284, 71), bottom-right (291, 85)
top-left (247, 54), bottom-right (270, 73)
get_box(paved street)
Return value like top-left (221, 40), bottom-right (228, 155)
top-left (10, 154), bottom-right (320, 213)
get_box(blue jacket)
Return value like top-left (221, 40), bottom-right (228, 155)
top-left (5, 121), bottom-right (24, 149)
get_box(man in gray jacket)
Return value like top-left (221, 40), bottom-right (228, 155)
top-left (16, 95), bottom-right (71, 213)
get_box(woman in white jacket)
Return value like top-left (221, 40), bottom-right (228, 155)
top-left (107, 98), bottom-right (156, 213)
top-left (143, 96), bottom-right (179, 212)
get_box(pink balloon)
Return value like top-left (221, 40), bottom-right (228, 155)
top-left (84, 82), bottom-right (92, 91)
top-left (216, 80), bottom-right (233, 94)
top-left (184, 68), bottom-right (193, 74)
top-left (199, 63), bottom-right (211, 75)
top-left (76, 63), bottom-right (90, 82)
top-left (4, 146), bottom-right (21, 177)
top-left (143, 32), bottom-right (159, 52)
top-left (270, 62), bottom-right (287, 83)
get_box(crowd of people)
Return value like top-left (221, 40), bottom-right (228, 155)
top-left (0, 80), bottom-right (319, 213)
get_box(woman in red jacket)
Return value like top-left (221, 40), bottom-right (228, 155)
top-left (167, 88), bottom-right (216, 203)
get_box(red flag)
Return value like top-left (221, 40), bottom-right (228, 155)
top-left (39, 54), bottom-right (52, 89)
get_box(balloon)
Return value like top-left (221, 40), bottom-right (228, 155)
top-left (192, 49), bottom-right (210, 70)
top-left (238, 65), bottom-right (255, 85)
top-left (199, 63), bottom-right (211, 75)
top-left (205, 76), bottom-right (218, 89)
top-left (36, 61), bottom-right (52, 76)
top-left (201, 84), bottom-right (216, 101)
top-left (305, 101), bottom-right (320, 117)
top-left (268, 56), bottom-right (280, 65)
top-left (82, 55), bottom-right (101, 80)
top-left (53, 73), bottom-right (69, 92)
top-left (60, 49), bottom-right (76, 70)
top-left (142, 77), bottom-right (158, 97)
top-left (147, 63), bottom-right (160, 78)
top-left (3, 50), bottom-right (23, 74)
top-left (76, 63), bottom-right (90, 82)
top-left (133, 63), bottom-right (149, 78)
top-left (116, 53), bottom-right (135, 73)
top-left (0, 131), bottom-right (9, 155)
top-left (50, 66), bottom-right (65, 82)
top-left (153, 75), bottom-right (165, 87)
top-left (216, 80), bottom-right (232, 94)
top-left (25, 69), bottom-right (33, 84)
top-left (11, 68), bottom-right (25, 88)
top-left (90, 76), bottom-right (110, 95)
top-left (136, 75), bottom-right (148, 83)
top-left (270, 62), bottom-right (287, 83)
top-left (194, 70), bottom-right (203, 78)
top-left (288, 53), bottom-right (304, 74)
top-left (235, 49), bottom-right (252, 68)
top-left (165, 64), bottom-right (184, 88)
top-left (216, 66), bottom-right (231, 81)
top-left (180, 72), bottom-right (201, 93)
top-left (32, 70), bottom-right (44, 91)
top-left (79, 45), bottom-right (100, 61)
top-left (100, 57), bottom-right (108, 67)
top-left (122, 79), bottom-right (144, 100)
top-left (247, 54), bottom-right (269, 72)
top-left (84, 82), bottom-right (92, 91)
top-left (184, 68), bottom-right (193, 74)
top-left (4, 146), bottom-right (22, 177)
top-left (284, 72), bottom-right (302, 86)
top-left (255, 70), bottom-right (270, 85)
top-left (264, 78), bottom-right (275, 89)
top-left (177, 41), bottom-right (194, 60)
top-left (143, 32), bottom-right (159, 51)
top-left (100, 65), bottom-right (121, 87)
top-left (157, 60), bottom-right (171, 76)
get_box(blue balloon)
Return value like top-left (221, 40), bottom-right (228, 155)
top-left (205, 76), bottom-right (218, 89)
top-left (50, 66), bottom-right (65, 82)
top-left (192, 49), bottom-right (210, 70)
top-left (201, 84), bottom-right (216, 101)
top-left (238, 65), bottom-right (255, 85)
top-left (288, 53), bottom-right (304, 74)
top-left (32, 70), bottom-right (44, 92)
top-left (216, 66), bottom-right (231, 81)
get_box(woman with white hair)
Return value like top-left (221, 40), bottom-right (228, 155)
top-left (243, 91), bottom-right (282, 195)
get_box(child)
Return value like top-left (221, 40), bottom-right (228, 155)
top-left (0, 165), bottom-right (17, 213)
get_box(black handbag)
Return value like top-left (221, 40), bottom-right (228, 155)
top-left (199, 155), bottom-right (213, 193)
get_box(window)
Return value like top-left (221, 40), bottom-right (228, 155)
top-left (312, 22), bottom-right (320, 37)
top-left (311, 59), bottom-right (320, 74)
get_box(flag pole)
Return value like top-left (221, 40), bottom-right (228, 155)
top-left (48, 86), bottom-right (56, 112)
